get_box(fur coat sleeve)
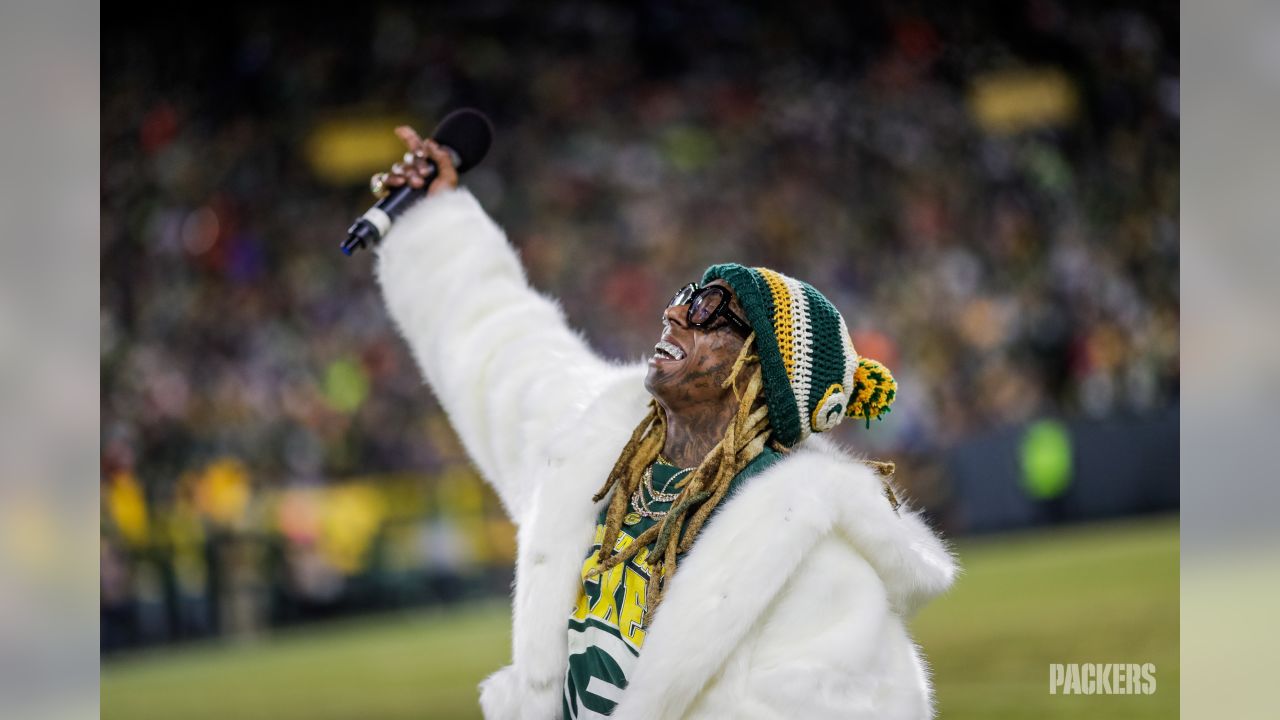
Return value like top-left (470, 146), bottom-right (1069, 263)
top-left (375, 188), bottom-right (625, 523)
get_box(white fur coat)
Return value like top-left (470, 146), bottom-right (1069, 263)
top-left (376, 189), bottom-right (958, 719)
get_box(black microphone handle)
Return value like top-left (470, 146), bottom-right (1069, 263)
top-left (341, 162), bottom-right (441, 255)
top-left (342, 108), bottom-right (491, 255)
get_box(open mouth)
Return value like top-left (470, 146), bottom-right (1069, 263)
top-left (653, 340), bottom-right (687, 362)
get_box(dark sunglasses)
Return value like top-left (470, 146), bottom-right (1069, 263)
top-left (666, 283), bottom-right (753, 338)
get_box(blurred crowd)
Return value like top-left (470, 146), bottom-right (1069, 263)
top-left (101, 0), bottom-right (1178, 647)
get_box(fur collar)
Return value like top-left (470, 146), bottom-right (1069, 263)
top-left (610, 431), bottom-right (957, 720)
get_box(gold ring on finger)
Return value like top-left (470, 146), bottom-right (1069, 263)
top-left (370, 172), bottom-right (389, 198)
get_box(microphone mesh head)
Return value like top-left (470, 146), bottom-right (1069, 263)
top-left (431, 109), bottom-right (494, 173)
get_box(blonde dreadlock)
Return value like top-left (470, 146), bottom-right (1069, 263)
top-left (587, 333), bottom-right (779, 625)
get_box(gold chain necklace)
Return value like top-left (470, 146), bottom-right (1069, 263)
top-left (629, 464), bottom-right (693, 519)
top-left (646, 464), bottom-right (688, 502)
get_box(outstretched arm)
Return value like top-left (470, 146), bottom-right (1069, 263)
top-left (374, 129), bottom-right (618, 522)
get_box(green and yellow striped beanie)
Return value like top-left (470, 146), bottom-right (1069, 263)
top-left (702, 263), bottom-right (897, 447)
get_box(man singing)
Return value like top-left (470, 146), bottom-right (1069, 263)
top-left (373, 127), bottom-right (957, 719)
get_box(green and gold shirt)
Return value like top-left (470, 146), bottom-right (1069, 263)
top-left (562, 449), bottom-right (780, 719)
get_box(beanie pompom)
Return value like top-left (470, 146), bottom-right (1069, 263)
top-left (847, 358), bottom-right (897, 428)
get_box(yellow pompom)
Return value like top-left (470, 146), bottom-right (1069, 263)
top-left (846, 357), bottom-right (897, 428)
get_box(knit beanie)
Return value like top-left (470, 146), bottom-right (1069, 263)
top-left (701, 263), bottom-right (896, 447)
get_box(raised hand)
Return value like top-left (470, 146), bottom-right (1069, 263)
top-left (370, 125), bottom-right (460, 199)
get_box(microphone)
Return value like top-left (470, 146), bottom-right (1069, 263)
top-left (341, 108), bottom-right (494, 255)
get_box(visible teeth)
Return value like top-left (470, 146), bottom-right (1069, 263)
top-left (655, 341), bottom-right (685, 360)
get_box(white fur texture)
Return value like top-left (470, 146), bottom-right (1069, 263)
top-left (377, 189), bottom-right (959, 719)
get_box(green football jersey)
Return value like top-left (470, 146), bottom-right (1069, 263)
top-left (562, 449), bottom-right (780, 719)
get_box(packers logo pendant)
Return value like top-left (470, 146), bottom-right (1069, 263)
top-left (624, 512), bottom-right (642, 526)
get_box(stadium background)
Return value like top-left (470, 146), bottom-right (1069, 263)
top-left (100, 1), bottom-right (1178, 717)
